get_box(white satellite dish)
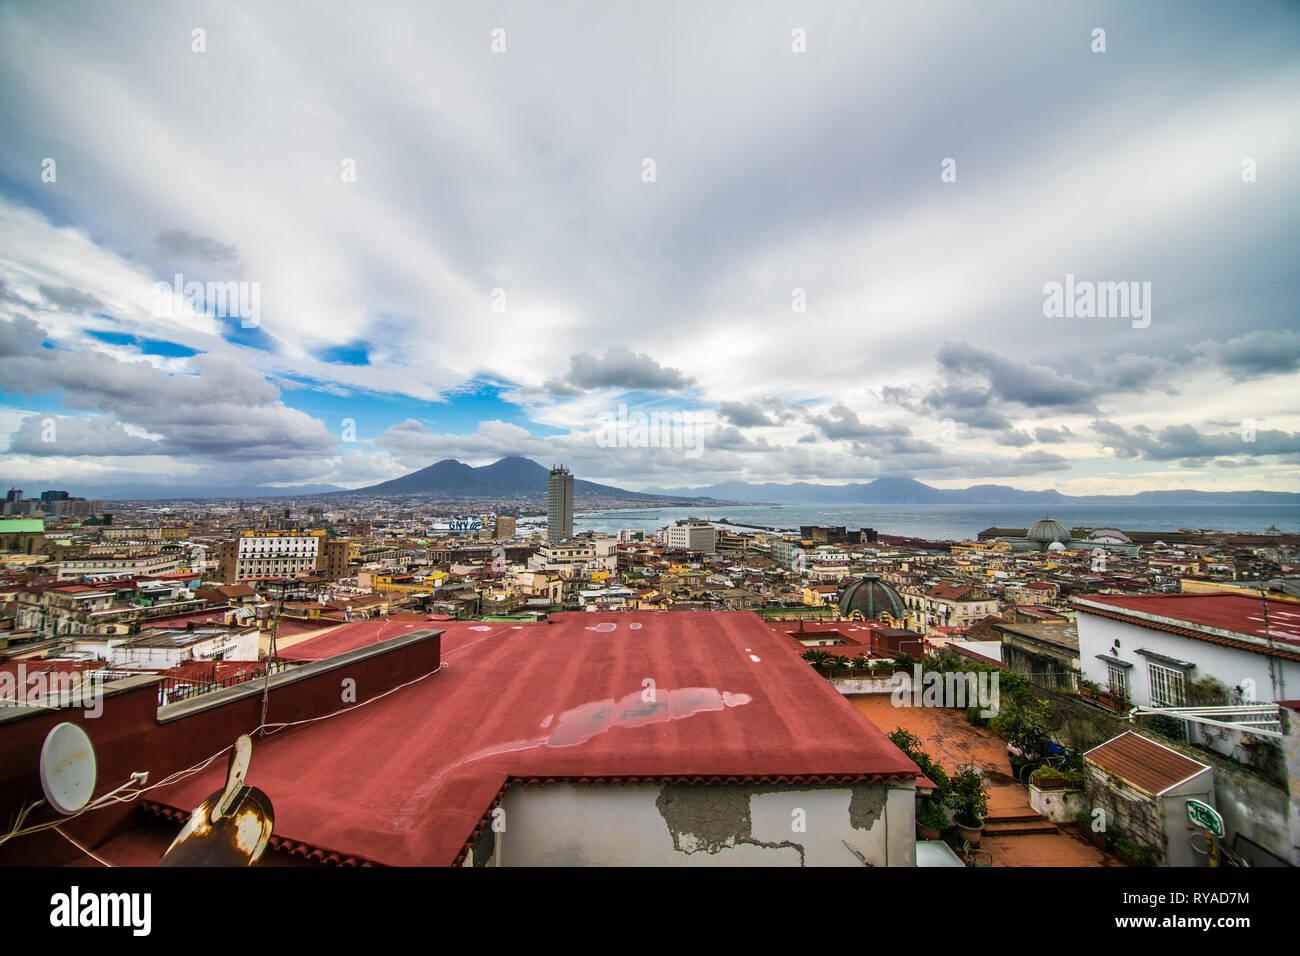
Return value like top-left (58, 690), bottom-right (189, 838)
top-left (39, 722), bottom-right (97, 815)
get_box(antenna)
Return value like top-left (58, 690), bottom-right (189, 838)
top-left (39, 722), bottom-right (97, 815)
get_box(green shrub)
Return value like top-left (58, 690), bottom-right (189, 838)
top-left (990, 697), bottom-right (1052, 758)
top-left (916, 799), bottom-right (947, 831)
top-left (948, 764), bottom-right (989, 828)
top-left (889, 727), bottom-right (951, 802)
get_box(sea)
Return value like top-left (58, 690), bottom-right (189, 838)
top-left (572, 503), bottom-right (1300, 542)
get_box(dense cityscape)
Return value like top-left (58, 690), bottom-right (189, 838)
top-left (2, 461), bottom-right (1297, 874)
top-left (2, 0), bottom-right (1298, 938)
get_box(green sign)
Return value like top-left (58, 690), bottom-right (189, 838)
top-left (1186, 799), bottom-right (1224, 837)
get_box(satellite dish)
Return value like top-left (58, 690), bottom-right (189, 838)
top-left (39, 722), bottom-right (98, 815)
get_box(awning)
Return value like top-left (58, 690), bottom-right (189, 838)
top-left (1136, 648), bottom-right (1195, 670)
top-left (1095, 653), bottom-right (1132, 668)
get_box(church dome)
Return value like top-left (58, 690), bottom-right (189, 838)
top-left (838, 573), bottom-right (906, 621)
top-left (1026, 516), bottom-right (1070, 547)
top-left (1046, 541), bottom-right (1067, 552)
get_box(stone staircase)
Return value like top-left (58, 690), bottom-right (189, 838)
top-left (982, 809), bottom-right (1059, 837)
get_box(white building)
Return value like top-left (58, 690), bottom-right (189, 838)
top-left (527, 542), bottom-right (596, 572)
top-left (1075, 592), bottom-right (1300, 760)
top-left (664, 521), bottom-right (717, 554)
top-left (57, 552), bottom-right (183, 580)
top-left (229, 530), bottom-right (323, 579)
top-left (69, 625), bottom-right (261, 671)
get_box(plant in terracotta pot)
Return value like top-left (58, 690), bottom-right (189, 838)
top-left (948, 764), bottom-right (989, 845)
top-left (1031, 764), bottom-right (1066, 790)
top-left (1113, 835), bottom-right (1148, 867)
top-left (916, 798), bottom-right (947, 840)
top-left (888, 727), bottom-right (952, 839)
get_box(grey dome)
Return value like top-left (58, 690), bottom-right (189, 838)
top-left (838, 573), bottom-right (906, 621)
top-left (1027, 516), bottom-right (1070, 547)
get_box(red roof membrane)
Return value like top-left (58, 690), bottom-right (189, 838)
top-left (150, 611), bottom-right (921, 866)
top-left (1080, 593), bottom-right (1300, 646)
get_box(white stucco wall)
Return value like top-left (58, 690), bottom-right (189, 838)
top-left (471, 780), bottom-right (916, 867)
top-left (1077, 612), bottom-right (1297, 705)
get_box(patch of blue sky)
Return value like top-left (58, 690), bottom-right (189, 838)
top-left (85, 329), bottom-right (200, 358)
top-left (614, 389), bottom-right (713, 413)
top-left (213, 314), bottom-right (277, 351)
top-left (0, 393), bottom-right (75, 416)
top-left (316, 341), bottom-right (372, 366)
top-left (275, 377), bottom-right (563, 445)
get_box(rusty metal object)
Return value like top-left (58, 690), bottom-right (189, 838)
top-left (160, 735), bottom-right (275, 866)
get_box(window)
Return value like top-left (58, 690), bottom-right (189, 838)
top-left (1106, 662), bottom-right (1129, 700)
top-left (1148, 663), bottom-right (1186, 708)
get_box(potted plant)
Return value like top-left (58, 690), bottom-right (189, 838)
top-left (916, 798), bottom-right (946, 840)
top-left (992, 698), bottom-right (1052, 778)
top-left (888, 728), bottom-right (953, 839)
top-left (1113, 835), bottom-right (1147, 867)
top-left (1073, 809), bottom-right (1093, 838)
top-left (948, 764), bottom-right (989, 846)
top-left (1031, 765), bottom-right (1066, 790)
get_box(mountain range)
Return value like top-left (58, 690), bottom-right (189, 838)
top-left (342, 456), bottom-right (716, 504)
top-left (346, 460), bottom-right (1298, 506)
top-left (27, 458), bottom-right (1300, 504)
top-left (639, 475), bottom-right (1300, 506)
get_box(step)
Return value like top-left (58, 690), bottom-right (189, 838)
top-left (985, 811), bottom-right (1045, 824)
top-left (983, 820), bottom-right (1060, 837)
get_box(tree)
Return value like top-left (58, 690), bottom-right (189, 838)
top-left (802, 649), bottom-right (835, 670)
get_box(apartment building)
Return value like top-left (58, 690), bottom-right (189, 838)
top-left (56, 552), bottom-right (183, 580)
top-left (906, 582), bottom-right (1000, 634)
top-left (663, 520), bottom-right (717, 554)
top-left (217, 530), bottom-right (350, 582)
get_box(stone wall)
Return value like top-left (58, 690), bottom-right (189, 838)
top-left (1084, 764), bottom-right (1168, 865)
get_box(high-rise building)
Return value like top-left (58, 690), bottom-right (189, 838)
top-left (494, 514), bottom-right (517, 540)
top-left (546, 465), bottom-right (574, 544)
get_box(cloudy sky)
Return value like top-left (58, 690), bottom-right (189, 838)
top-left (1, 1), bottom-right (1298, 498)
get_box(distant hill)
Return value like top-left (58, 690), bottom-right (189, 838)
top-left (344, 456), bottom-right (717, 504)
top-left (641, 476), bottom-right (1300, 506)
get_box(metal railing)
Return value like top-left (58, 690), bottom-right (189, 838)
top-left (156, 659), bottom-right (292, 706)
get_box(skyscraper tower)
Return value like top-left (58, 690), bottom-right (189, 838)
top-left (547, 465), bottom-right (574, 544)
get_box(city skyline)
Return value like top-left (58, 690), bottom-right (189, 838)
top-left (1, 1), bottom-right (1298, 500)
